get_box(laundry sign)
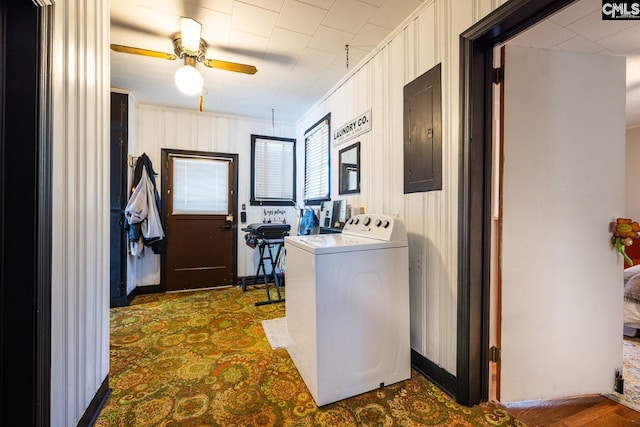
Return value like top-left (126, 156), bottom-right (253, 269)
top-left (333, 110), bottom-right (371, 146)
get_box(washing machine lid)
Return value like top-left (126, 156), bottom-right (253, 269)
top-left (285, 234), bottom-right (407, 255)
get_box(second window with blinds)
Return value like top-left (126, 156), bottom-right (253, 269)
top-left (251, 135), bottom-right (296, 206)
top-left (304, 113), bottom-right (331, 205)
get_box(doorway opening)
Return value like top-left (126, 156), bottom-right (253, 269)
top-left (460, 2), bottom-right (636, 408)
top-left (457, 0), bottom-right (577, 406)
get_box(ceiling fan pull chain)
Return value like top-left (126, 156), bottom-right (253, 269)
top-left (345, 44), bottom-right (349, 69)
top-left (199, 93), bottom-right (203, 112)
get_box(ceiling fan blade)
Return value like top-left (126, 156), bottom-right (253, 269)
top-left (202, 58), bottom-right (257, 75)
top-left (110, 44), bottom-right (177, 61)
top-left (110, 17), bottom-right (167, 38)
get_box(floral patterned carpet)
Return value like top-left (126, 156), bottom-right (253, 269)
top-left (95, 287), bottom-right (524, 426)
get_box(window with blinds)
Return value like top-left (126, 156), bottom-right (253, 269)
top-left (250, 135), bottom-right (296, 206)
top-left (172, 157), bottom-right (229, 214)
top-left (304, 113), bottom-right (331, 204)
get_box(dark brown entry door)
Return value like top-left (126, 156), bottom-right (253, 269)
top-left (165, 153), bottom-right (236, 291)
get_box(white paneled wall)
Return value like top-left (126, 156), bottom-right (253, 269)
top-left (295, 0), bottom-right (503, 375)
top-left (133, 106), bottom-right (297, 286)
top-left (50, 0), bottom-right (110, 425)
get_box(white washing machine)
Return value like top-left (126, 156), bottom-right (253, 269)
top-left (284, 213), bottom-right (410, 406)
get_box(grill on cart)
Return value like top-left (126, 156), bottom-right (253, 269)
top-left (241, 223), bottom-right (290, 306)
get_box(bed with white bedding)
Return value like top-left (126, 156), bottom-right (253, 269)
top-left (625, 301), bottom-right (640, 329)
top-left (624, 265), bottom-right (640, 334)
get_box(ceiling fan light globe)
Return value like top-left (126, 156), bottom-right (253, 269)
top-left (175, 64), bottom-right (203, 96)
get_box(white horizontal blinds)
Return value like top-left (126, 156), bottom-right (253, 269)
top-left (254, 138), bottom-right (294, 201)
top-left (304, 118), bottom-right (329, 202)
top-left (348, 169), bottom-right (358, 190)
top-left (172, 157), bottom-right (229, 214)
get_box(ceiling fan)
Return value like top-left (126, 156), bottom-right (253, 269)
top-left (111, 17), bottom-right (257, 101)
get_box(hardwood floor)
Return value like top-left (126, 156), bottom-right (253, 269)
top-left (503, 394), bottom-right (640, 426)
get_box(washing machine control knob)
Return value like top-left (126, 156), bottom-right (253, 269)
top-left (375, 219), bottom-right (382, 227)
top-left (348, 218), bottom-right (354, 224)
top-left (354, 218), bottom-right (359, 224)
top-left (382, 220), bottom-right (390, 228)
top-left (363, 217), bottom-right (371, 226)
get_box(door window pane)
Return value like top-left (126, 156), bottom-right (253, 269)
top-left (173, 157), bottom-right (228, 214)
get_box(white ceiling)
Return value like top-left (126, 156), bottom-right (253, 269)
top-left (110, 0), bottom-right (425, 123)
top-left (111, 0), bottom-right (640, 127)
top-left (508, 0), bottom-right (640, 128)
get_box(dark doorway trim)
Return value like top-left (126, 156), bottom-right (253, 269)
top-left (110, 92), bottom-right (129, 308)
top-left (160, 149), bottom-right (239, 292)
top-left (456, 0), bottom-right (576, 406)
top-left (0, 0), bottom-right (53, 424)
top-left (35, 4), bottom-right (53, 424)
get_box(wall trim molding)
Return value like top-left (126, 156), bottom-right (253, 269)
top-left (1, 2), bottom-right (53, 424)
top-left (76, 376), bottom-right (110, 427)
top-left (412, 350), bottom-right (457, 397)
top-left (36, 3), bottom-right (53, 424)
top-left (128, 284), bottom-right (162, 302)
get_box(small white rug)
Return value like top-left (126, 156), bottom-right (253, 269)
top-left (261, 317), bottom-right (291, 349)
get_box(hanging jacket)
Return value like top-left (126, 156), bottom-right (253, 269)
top-left (124, 153), bottom-right (164, 256)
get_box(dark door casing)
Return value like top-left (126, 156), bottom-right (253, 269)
top-left (457, 0), bottom-right (576, 407)
top-left (110, 92), bottom-right (129, 307)
top-left (0, 1), bottom-right (53, 424)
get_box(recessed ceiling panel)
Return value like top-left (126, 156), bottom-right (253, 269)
top-left (548, 0), bottom-right (600, 26)
top-left (597, 24), bottom-right (640, 55)
top-left (297, 47), bottom-right (338, 68)
top-left (276, 0), bottom-right (327, 36)
top-left (567, 10), bottom-right (636, 41)
top-left (198, 8), bottom-right (232, 46)
top-left (349, 23), bottom-right (390, 51)
top-left (321, 0), bottom-right (377, 34)
top-left (509, 20), bottom-right (577, 49)
top-left (267, 27), bottom-right (312, 57)
top-left (225, 30), bottom-right (269, 57)
top-left (308, 26), bottom-right (353, 55)
top-left (298, 0), bottom-right (335, 11)
top-left (136, 0), bottom-right (184, 15)
top-left (368, 0), bottom-right (421, 29)
top-left (231, 2), bottom-right (278, 38)
top-left (198, 0), bottom-right (234, 15)
top-left (240, 0), bottom-right (285, 13)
